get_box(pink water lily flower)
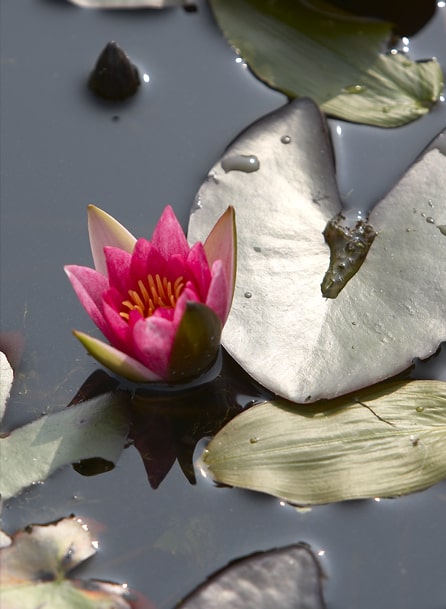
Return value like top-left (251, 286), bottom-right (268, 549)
top-left (65, 205), bottom-right (236, 383)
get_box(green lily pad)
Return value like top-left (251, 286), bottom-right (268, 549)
top-left (0, 393), bottom-right (129, 501)
top-left (209, 0), bottom-right (443, 127)
top-left (0, 516), bottom-right (133, 609)
top-left (203, 380), bottom-right (446, 505)
top-left (188, 98), bottom-right (446, 403)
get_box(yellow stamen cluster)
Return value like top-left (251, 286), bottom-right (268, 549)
top-left (120, 274), bottom-right (185, 320)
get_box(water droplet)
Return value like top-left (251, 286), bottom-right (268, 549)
top-left (206, 171), bottom-right (219, 184)
top-left (250, 437), bottom-right (259, 444)
top-left (416, 406), bottom-right (424, 413)
top-left (437, 225), bottom-right (446, 236)
top-left (221, 154), bottom-right (260, 173)
top-left (253, 246), bottom-right (262, 252)
top-left (244, 291), bottom-right (252, 299)
top-left (280, 135), bottom-right (291, 144)
top-left (425, 216), bottom-right (435, 224)
top-left (428, 199), bottom-right (434, 208)
top-left (382, 106), bottom-right (390, 113)
top-left (192, 197), bottom-right (202, 211)
top-left (342, 84), bottom-right (366, 94)
top-left (410, 435), bottom-right (420, 446)
top-left (421, 212), bottom-right (426, 218)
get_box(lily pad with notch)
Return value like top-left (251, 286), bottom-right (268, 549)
top-left (188, 98), bottom-right (446, 403)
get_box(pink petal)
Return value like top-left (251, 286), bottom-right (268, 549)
top-left (172, 286), bottom-right (201, 326)
top-left (64, 265), bottom-right (110, 336)
top-left (128, 239), bottom-right (166, 287)
top-left (88, 205), bottom-right (136, 275)
top-left (186, 242), bottom-right (211, 301)
top-left (104, 246), bottom-right (132, 294)
top-left (102, 299), bottom-right (137, 353)
top-left (204, 206), bottom-right (236, 307)
top-left (151, 206), bottom-right (190, 260)
top-left (131, 316), bottom-right (177, 378)
top-left (73, 330), bottom-right (162, 382)
top-left (205, 260), bottom-right (230, 325)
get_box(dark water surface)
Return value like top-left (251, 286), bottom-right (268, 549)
top-left (1, 1), bottom-right (446, 608)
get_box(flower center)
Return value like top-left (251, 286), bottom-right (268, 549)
top-left (120, 274), bottom-right (185, 320)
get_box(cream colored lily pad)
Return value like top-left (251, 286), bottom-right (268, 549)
top-left (0, 517), bottom-right (132, 609)
top-left (203, 380), bottom-right (446, 504)
top-left (188, 98), bottom-right (446, 402)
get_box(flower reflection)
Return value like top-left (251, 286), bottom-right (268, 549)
top-left (70, 351), bottom-right (270, 488)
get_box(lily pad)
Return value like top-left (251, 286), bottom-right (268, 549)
top-left (0, 516), bottom-right (133, 609)
top-left (176, 543), bottom-right (325, 609)
top-left (188, 98), bottom-right (446, 403)
top-left (203, 380), bottom-right (446, 505)
top-left (0, 393), bottom-right (129, 500)
top-left (209, 0), bottom-right (443, 127)
top-left (0, 352), bottom-right (13, 422)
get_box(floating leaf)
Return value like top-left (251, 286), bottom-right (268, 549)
top-left (67, 0), bottom-right (183, 7)
top-left (208, 0), bottom-right (443, 127)
top-left (0, 516), bottom-right (133, 609)
top-left (176, 543), bottom-right (324, 609)
top-left (203, 380), bottom-right (446, 505)
top-left (0, 352), bottom-right (13, 423)
top-left (0, 393), bottom-right (129, 500)
top-left (188, 98), bottom-right (446, 403)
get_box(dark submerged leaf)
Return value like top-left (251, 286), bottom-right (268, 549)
top-left (176, 543), bottom-right (326, 609)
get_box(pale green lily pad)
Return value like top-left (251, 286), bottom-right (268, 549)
top-left (0, 352), bottom-right (13, 423)
top-left (209, 0), bottom-right (443, 127)
top-left (67, 0), bottom-right (183, 7)
top-left (0, 516), bottom-right (132, 609)
top-left (0, 393), bottom-right (129, 501)
top-left (203, 380), bottom-right (446, 505)
top-left (188, 98), bottom-right (446, 403)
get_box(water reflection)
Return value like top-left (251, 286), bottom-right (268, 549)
top-left (71, 350), bottom-right (270, 489)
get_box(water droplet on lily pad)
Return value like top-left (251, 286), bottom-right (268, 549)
top-left (425, 216), bottom-right (435, 224)
top-left (437, 225), bottom-right (446, 236)
top-left (416, 406), bottom-right (424, 413)
top-left (342, 84), bottom-right (366, 94)
top-left (221, 154), bottom-right (260, 173)
top-left (280, 135), bottom-right (292, 144)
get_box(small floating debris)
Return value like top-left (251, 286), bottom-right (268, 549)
top-left (321, 213), bottom-right (376, 299)
top-left (221, 154), bottom-right (260, 173)
top-left (88, 42), bottom-right (140, 101)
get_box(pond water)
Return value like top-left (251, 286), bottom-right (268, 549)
top-left (1, 1), bottom-right (446, 608)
